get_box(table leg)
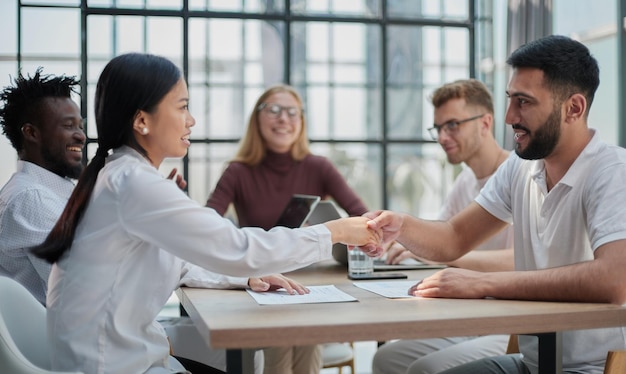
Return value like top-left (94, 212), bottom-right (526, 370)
top-left (226, 349), bottom-right (256, 374)
top-left (535, 332), bottom-right (563, 374)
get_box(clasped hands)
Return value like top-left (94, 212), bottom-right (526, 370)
top-left (360, 210), bottom-right (486, 299)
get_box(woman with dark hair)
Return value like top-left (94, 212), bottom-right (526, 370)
top-left (33, 53), bottom-right (380, 374)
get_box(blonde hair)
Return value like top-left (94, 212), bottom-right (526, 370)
top-left (430, 79), bottom-right (494, 114)
top-left (232, 84), bottom-right (310, 166)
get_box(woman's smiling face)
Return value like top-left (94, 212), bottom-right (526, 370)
top-left (257, 91), bottom-right (303, 154)
top-left (135, 78), bottom-right (196, 167)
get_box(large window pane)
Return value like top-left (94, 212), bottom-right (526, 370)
top-left (88, 0), bottom-right (182, 9)
top-left (554, 0), bottom-right (617, 145)
top-left (189, 19), bottom-right (282, 86)
top-left (310, 143), bottom-right (382, 211)
top-left (185, 143), bottom-right (241, 206)
top-left (8, 0), bottom-right (488, 215)
top-left (387, 25), bottom-right (470, 138)
top-left (388, 0), bottom-right (469, 21)
top-left (292, 22), bottom-right (382, 140)
top-left (387, 143), bottom-right (456, 219)
top-left (23, 0), bottom-right (79, 5)
top-left (22, 8), bottom-right (80, 57)
top-left (190, 0), bottom-right (285, 13)
top-left (292, 0), bottom-right (380, 18)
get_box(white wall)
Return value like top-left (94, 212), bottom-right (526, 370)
top-left (0, 0), bottom-right (17, 185)
top-left (0, 139), bottom-right (16, 186)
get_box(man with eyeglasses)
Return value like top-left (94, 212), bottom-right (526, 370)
top-left (373, 79), bottom-right (515, 374)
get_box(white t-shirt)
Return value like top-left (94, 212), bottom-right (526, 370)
top-left (439, 164), bottom-right (513, 251)
top-left (47, 146), bottom-right (332, 374)
top-left (476, 130), bottom-right (626, 374)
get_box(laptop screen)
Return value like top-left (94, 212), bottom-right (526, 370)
top-left (274, 194), bottom-right (321, 228)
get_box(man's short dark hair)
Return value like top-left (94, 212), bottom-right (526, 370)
top-left (506, 35), bottom-right (600, 113)
top-left (0, 67), bottom-right (80, 152)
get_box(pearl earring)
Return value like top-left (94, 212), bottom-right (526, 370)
top-left (142, 128), bottom-right (148, 135)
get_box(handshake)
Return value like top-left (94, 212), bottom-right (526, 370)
top-left (323, 210), bottom-right (403, 258)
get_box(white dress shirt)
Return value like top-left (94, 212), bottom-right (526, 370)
top-left (477, 130), bottom-right (626, 374)
top-left (47, 146), bottom-right (332, 374)
top-left (0, 161), bottom-right (74, 305)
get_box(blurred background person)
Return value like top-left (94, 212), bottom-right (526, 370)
top-left (207, 84), bottom-right (368, 374)
top-left (373, 79), bottom-right (514, 374)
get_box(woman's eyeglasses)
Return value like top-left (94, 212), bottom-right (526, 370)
top-left (257, 103), bottom-right (303, 120)
top-left (427, 113), bottom-right (485, 140)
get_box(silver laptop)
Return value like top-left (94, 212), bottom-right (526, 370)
top-left (274, 194), bottom-right (321, 228)
top-left (305, 200), bottom-right (348, 265)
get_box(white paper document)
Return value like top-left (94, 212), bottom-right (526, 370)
top-left (353, 280), bottom-right (420, 299)
top-left (246, 285), bottom-right (358, 305)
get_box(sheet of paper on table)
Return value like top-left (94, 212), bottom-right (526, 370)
top-left (246, 285), bottom-right (358, 305)
top-left (353, 280), bottom-right (420, 299)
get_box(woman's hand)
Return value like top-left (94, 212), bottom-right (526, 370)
top-left (166, 167), bottom-right (187, 191)
top-left (324, 217), bottom-right (383, 256)
top-left (248, 274), bottom-right (309, 295)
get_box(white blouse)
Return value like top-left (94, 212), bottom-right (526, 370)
top-left (47, 146), bottom-right (332, 374)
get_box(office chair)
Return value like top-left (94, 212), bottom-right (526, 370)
top-left (506, 334), bottom-right (626, 374)
top-left (322, 342), bottom-right (355, 374)
top-left (0, 276), bottom-right (83, 374)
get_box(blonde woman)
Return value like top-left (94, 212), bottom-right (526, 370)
top-left (207, 85), bottom-right (368, 374)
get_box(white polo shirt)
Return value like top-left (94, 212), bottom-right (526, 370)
top-left (476, 129), bottom-right (626, 374)
top-left (439, 164), bottom-right (514, 251)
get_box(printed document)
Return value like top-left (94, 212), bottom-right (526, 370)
top-left (353, 280), bottom-right (420, 298)
top-left (246, 285), bottom-right (357, 305)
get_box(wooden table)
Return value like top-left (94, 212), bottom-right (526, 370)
top-left (176, 261), bottom-right (626, 374)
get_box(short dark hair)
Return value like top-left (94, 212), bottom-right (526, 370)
top-left (506, 35), bottom-right (600, 113)
top-left (0, 68), bottom-right (79, 152)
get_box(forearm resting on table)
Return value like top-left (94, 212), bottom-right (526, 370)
top-left (463, 247), bottom-right (626, 303)
top-left (447, 248), bottom-right (514, 272)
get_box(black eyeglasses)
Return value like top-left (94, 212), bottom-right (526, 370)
top-left (257, 103), bottom-right (303, 120)
top-left (427, 113), bottom-right (485, 140)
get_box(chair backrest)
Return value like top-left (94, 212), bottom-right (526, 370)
top-left (0, 276), bottom-right (51, 369)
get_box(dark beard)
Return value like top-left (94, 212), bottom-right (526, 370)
top-left (41, 147), bottom-right (84, 179)
top-left (515, 109), bottom-right (561, 160)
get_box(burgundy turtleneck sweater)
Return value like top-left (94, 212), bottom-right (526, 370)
top-left (206, 151), bottom-right (368, 230)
